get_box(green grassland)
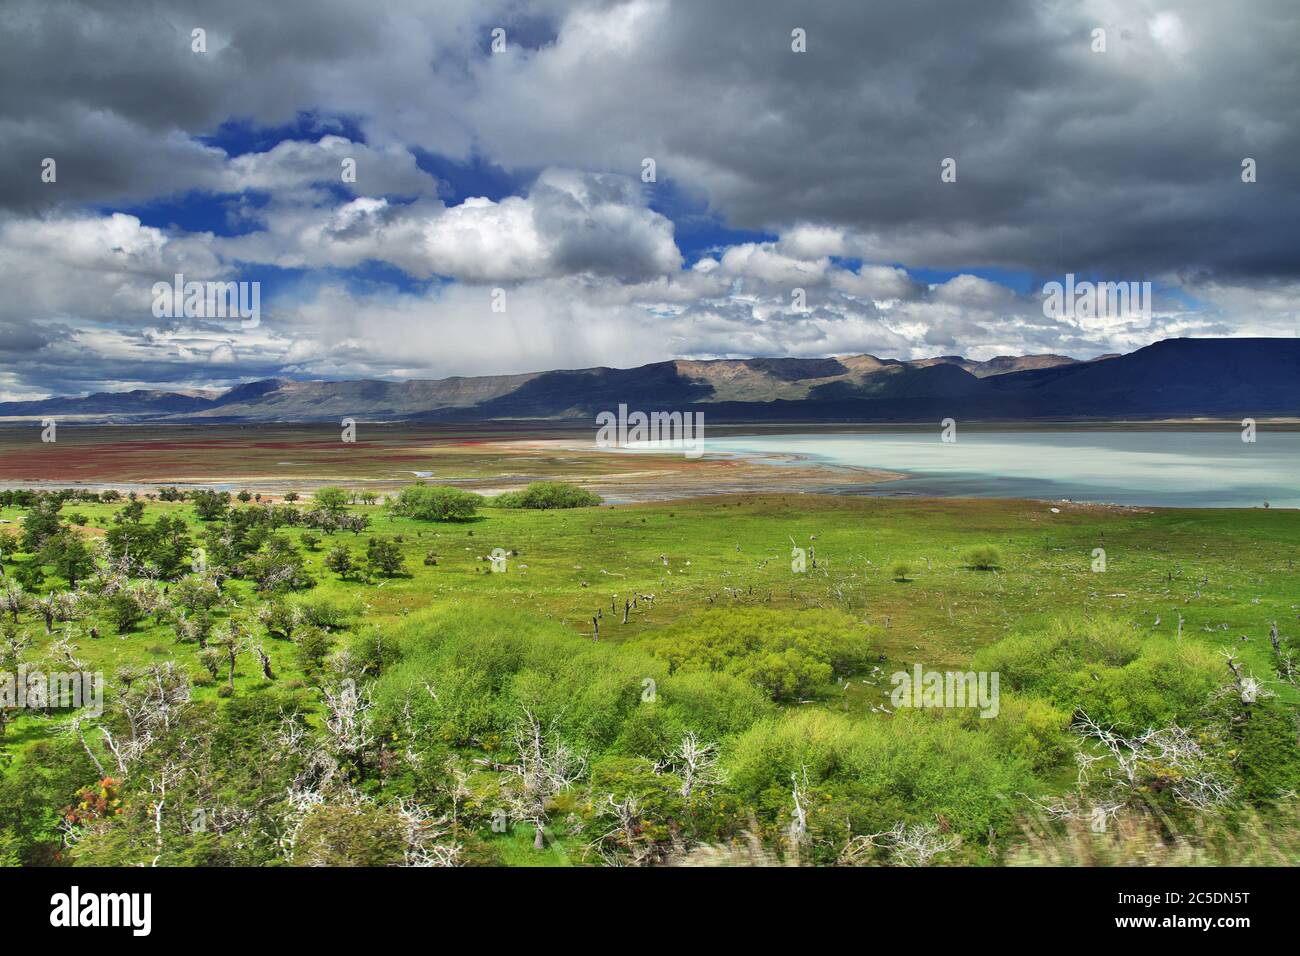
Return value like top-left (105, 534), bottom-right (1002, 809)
top-left (1, 487), bottom-right (1298, 866)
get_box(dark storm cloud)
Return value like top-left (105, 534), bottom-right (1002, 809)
top-left (3, 0), bottom-right (1296, 277)
top-left (0, 0), bottom-right (1297, 398)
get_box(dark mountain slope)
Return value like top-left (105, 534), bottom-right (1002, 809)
top-left (1, 338), bottom-right (1294, 424)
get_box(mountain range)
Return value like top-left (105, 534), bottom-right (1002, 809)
top-left (2, 338), bottom-right (1297, 424)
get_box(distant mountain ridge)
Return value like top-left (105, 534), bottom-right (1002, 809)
top-left (2, 338), bottom-right (1297, 424)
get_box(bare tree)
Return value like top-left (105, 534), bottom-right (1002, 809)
top-left (501, 710), bottom-right (586, 850)
top-left (656, 732), bottom-right (720, 800)
top-left (0, 625), bottom-right (31, 671)
top-left (321, 679), bottom-right (375, 767)
top-left (838, 822), bottom-right (961, 867)
top-left (396, 798), bottom-right (461, 867)
top-left (0, 579), bottom-right (25, 624)
top-left (1073, 712), bottom-right (1234, 811)
top-left (788, 764), bottom-right (810, 860)
top-left (1223, 651), bottom-right (1268, 705)
top-left (147, 760), bottom-right (188, 866)
top-left (587, 793), bottom-right (656, 866)
top-left (1268, 620), bottom-right (1298, 685)
top-left (254, 642), bottom-right (275, 680)
top-left (101, 663), bottom-right (191, 776)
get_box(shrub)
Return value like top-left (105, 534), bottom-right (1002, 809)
top-left (891, 561), bottom-right (911, 582)
top-left (955, 691), bottom-right (1073, 772)
top-left (655, 670), bottom-right (773, 741)
top-left (1235, 699), bottom-right (1300, 803)
top-left (291, 594), bottom-right (363, 630)
top-left (973, 617), bottom-right (1222, 733)
top-left (632, 607), bottom-right (874, 702)
top-left (290, 802), bottom-right (406, 866)
top-left (493, 482), bottom-right (602, 510)
top-left (374, 603), bottom-right (665, 751)
top-left (965, 546), bottom-right (1001, 570)
top-left (725, 709), bottom-right (1028, 848)
top-left (294, 626), bottom-right (333, 682)
top-left (389, 484), bottom-right (482, 522)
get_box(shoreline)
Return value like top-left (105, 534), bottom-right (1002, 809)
top-left (1, 424), bottom-right (1294, 510)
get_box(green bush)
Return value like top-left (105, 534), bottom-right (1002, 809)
top-left (1235, 699), bottom-right (1300, 803)
top-left (964, 546), bottom-right (1001, 570)
top-left (291, 593), bottom-right (363, 630)
top-left (955, 691), bottom-right (1073, 772)
top-left (655, 670), bottom-right (774, 741)
top-left (724, 709), bottom-right (1029, 846)
top-left (632, 607), bottom-right (874, 702)
top-left (291, 802), bottom-right (407, 866)
top-left (388, 483), bottom-right (482, 521)
top-left (493, 481), bottom-right (602, 510)
top-left (973, 617), bottom-right (1222, 733)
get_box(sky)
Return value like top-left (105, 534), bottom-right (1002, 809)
top-left (1, 0), bottom-right (1297, 400)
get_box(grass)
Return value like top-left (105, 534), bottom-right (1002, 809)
top-left (3, 491), bottom-right (1296, 736)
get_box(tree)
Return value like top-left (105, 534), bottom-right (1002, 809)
top-left (324, 546), bottom-right (357, 581)
top-left (293, 626), bottom-right (333, 684)
top-left (191, 490), bottom-right (231, 522)
top-left (12, 560), bottom-right (44, 592)
top-left (147, 515), bottom-right (194, 579)
top-left (105, 591), bottom-right (144, 635)
top-left (313, 487), bottom-right (350, 515)
top-left (33, 592), bottom-right (58, 635)
top-left (243, 536), bottom-right (314, 592)
top-left (0, 579), bottom-right (25, 624)
top-left (21, 497), bottom-right (64, 553)
top-left (198, 647), bottom-right (222, 680)
top-left (115, 499), bottom-right (146, 523)
top-left (172, 574), bottom-right (222, 615)
top-left (104, 510), bottom-right (152, 573)
top-left (365, 538), bottom-right (406, 578)
top-left (210, 623), bottom-right (245, 689)
top-left (258, 600), bottom-right (304, 641)
top-left (41, 531), bottom-right (96, 588)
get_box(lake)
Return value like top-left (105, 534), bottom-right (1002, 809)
top-left (696, 429), bottom-right (1300, 508)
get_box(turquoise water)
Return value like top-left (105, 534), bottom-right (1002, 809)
top-left (699, 430), bottom-right (1300, 508)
